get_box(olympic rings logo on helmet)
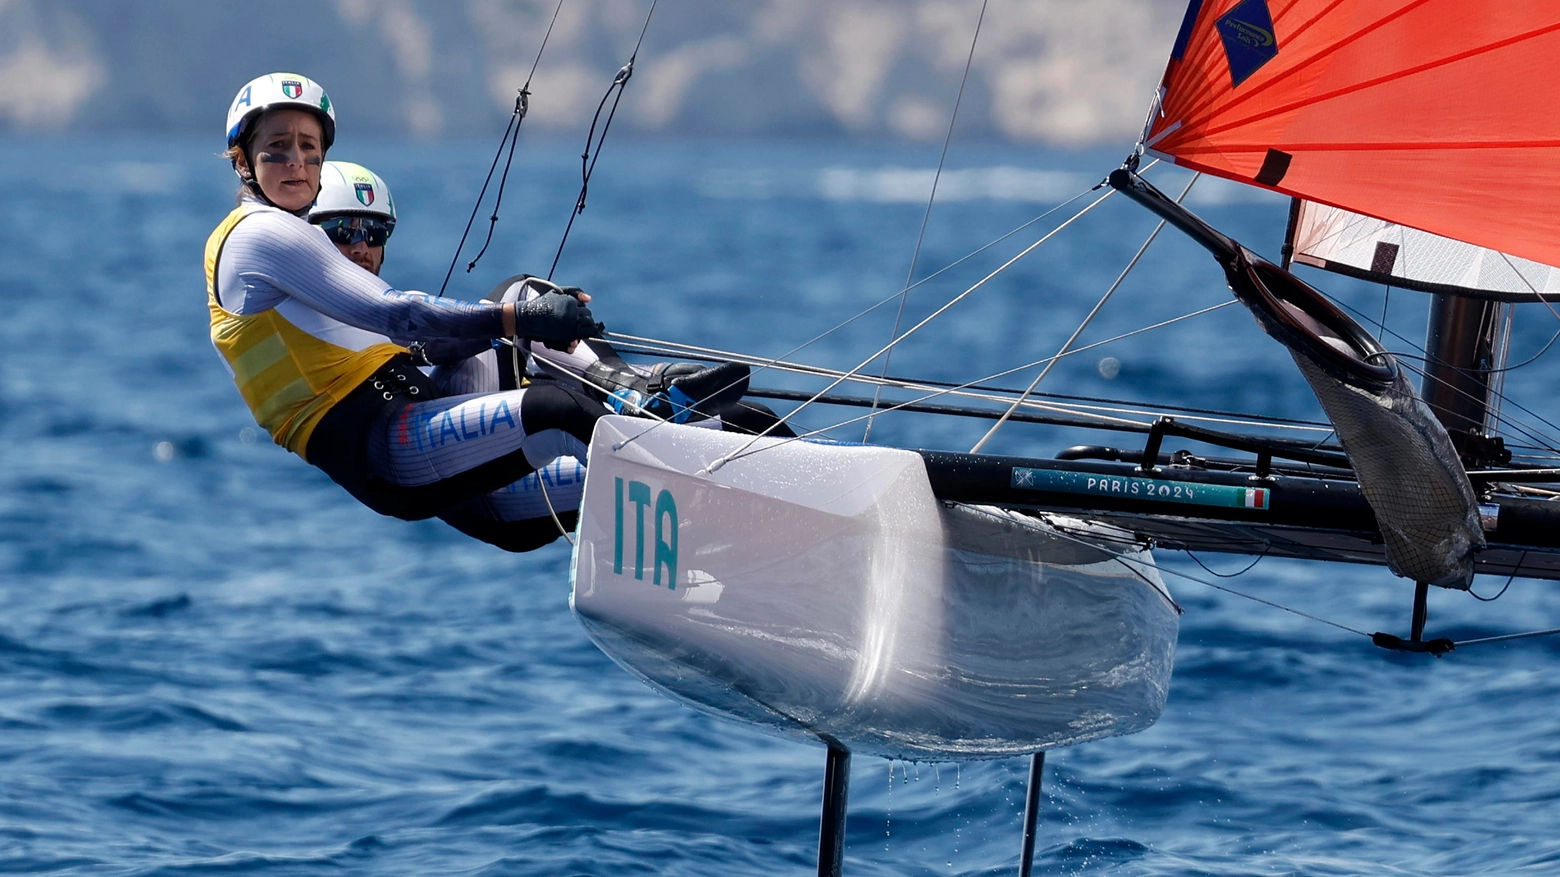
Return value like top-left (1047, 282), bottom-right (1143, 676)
top-left (310, 161), bottom-right (398, 231)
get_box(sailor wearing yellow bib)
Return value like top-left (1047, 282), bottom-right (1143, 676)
top-left (207, 72), bottom-right (610, 525)
top-left (304, 159), bottom-right (767, 549)
top-left (308, 159), bottom-right (588, 549)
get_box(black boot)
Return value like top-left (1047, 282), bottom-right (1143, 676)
top-left (585, 360), bottom-right (750, 424)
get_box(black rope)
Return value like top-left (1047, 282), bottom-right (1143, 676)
top-left (1489, 325), bottom-right (1560, 374)
top-left (436, 0), bottom-right (565, 297)
top-left (1390, 356), bottom-right (1560, 456)
top-left (1380, 330), bottom-right (1560, 376)
top-left (547, 0), bottom-right (659, 281)
top-left (1186, 544), bottom-right (1271, 578)
top-left (1334, 296), bottom-right (1560, 452)
top-left (1037, 521), bottom-right (1372, 637)
top-left (462, 98), bottom-right (526, 274)
top-left (1468, 551), bottom-right (1525, 602)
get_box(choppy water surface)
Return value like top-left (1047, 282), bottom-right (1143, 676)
top-left (2, 137), bottom-right (1560, 875)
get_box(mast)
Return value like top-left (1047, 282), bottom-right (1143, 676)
top-left (1421, 295), bottom-right (1512, 466)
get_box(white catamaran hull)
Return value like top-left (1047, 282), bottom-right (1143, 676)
top-left (570, 416), bottom-right (1179, 760)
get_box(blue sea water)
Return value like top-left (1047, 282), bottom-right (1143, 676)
top-left (3, 136), bottom-right (1560, 876)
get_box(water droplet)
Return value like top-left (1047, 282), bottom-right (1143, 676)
top-left (239, 426), bottom-right (257, 445)
top-left (885, 760), bottom-right (893, 848)
top-left (153, 441), bottom-right (175, 462)
top-left (1097, 356), bottom-right (1121, 379)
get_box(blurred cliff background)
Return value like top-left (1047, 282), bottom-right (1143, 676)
top-left (0, 0), bottom-right (1182, 144)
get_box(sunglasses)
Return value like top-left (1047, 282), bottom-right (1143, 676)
top-left (317, 215), bottom-right (395, 248)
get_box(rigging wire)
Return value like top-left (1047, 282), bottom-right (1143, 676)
top-left (1287, 243), bottom-right (1560, 451)
top-left (1498, 250), bottom-right (1560, 319)
top-left (694, 190), bottom-right (1118, 470)
top-left (610, 188), bottom-right (1116, 457)
top-left (1154, 565), bottom-right (1370, 637)
top-left (436, 0), bottom-right (567, 297)
top-left (1484, 252), bottom-right (1558, 443)
top-left (994, 515), bottom-right (1560, 652)
top-left (1030, 516), bottom-right (1372, 638)
top-left (715, 362), bottom-right (1167, 466)
top-left (1466, 326), bottom-right (1560, 375)
top-left (1343, 303), bottom-right (1560, 442)
top-left (621, 309), bottom-right (1345, 439)
top-left (864, 0), bottom-right (989, 442)
top-left (713, 188), bottom-right (1101, 388)
top-left (1454, 627), bottom-right (1560, 648)
top-left (603, 164), bottom-right (1164, 457)
top-left (607, 299), bottom-right (1357, 437)
top-left (1332, 297), bottom-right (1560, 454)
top-left (606, 301), bottom-right (1319, 424)
top-left (1389, 357), bottom-right (1560, 457)
top-left (969, 172), bottom-right (1200, 453)
top-left (537, 476), bottom-right (575, 547)
top-left (594, 183), bottom-right (1100, 416)
top-left (547, 0), bottom-right (661, 281)
top-left (1072, 524), bottom-right (1560, 651)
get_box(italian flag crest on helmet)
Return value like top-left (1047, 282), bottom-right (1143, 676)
top-left (225, 72), bottom-right (337, 150)
top-left (310, 161), bottom-right (398, 224)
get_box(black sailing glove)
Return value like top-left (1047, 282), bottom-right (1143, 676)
top-left (539, 287), bottom-right (596, 351)
top-left (514, 291), bottom-right (604, 345)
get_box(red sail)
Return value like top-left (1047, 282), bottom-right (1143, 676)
top-left (1147, 1), bottom-right (1560, 268)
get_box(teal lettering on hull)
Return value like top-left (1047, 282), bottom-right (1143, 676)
top-left (611, 477), bottom-right (680, 588)
top-left (628, 481), bottom-right (652, 579)
top-left (1011, 467), bottom-right (1270, 510)
top-left (613, 477), bottom-right (625, 574)
top-left (654, 489), bottom-right (678, 587)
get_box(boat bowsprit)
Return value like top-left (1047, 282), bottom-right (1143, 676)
top-left (570, 415), bottom-right (1179, 761)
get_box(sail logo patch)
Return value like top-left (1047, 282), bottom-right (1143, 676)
top-left (1011, 467), bottom-right (1271, 511)
top-left (1170, 0), bottom-right (1204, 61)
top-left (612, 477), bottom-right (679, 587)
top-left (1216, 0), bottom-right (1278, 87)
top-left (355, 182), bottom-right (375, 206)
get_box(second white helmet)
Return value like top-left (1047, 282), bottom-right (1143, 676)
top-left (310, 161), bottom-right (397, 223)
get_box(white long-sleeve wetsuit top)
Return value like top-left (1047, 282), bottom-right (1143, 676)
top-left (216, 200), bottom-right (504, 341)
top-left (208, 199), bottom-right (508, 455)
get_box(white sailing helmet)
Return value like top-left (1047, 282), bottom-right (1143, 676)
top-left (310, 161), bottom-right (397, 222)
top-left (225, 72), bottom-right (336, 150)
